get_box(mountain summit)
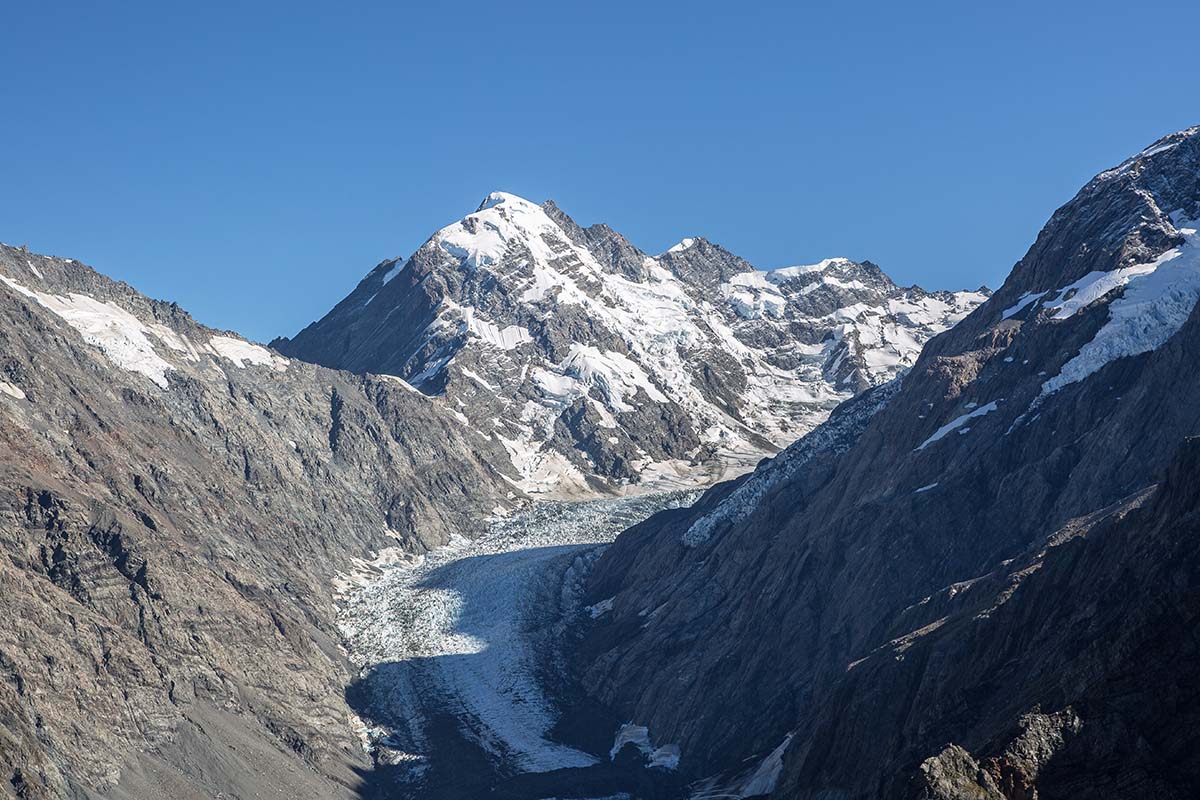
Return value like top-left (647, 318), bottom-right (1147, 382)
top-left (275, 192), bottom-right (987, 495)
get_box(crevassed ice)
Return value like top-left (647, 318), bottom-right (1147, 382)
top-left (1042, 217), bottom-right (1200, 396)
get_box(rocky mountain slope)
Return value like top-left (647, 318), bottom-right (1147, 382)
top-left (275, 193), bottom-right (986, 496)
top-left (0, 245), bottom-right (519, 799)
top-left (575, 126), bottom-right (1200, 798)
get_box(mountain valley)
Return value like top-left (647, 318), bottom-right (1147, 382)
top-left (3, 126), bottom-right (1200, 800)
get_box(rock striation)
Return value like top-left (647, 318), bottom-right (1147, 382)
top-left (575, 126), bottom-right (1200, 798)
top-left (0, 245), bottom-right (516, 799)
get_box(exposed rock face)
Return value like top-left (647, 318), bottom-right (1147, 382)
top-left (275, 193), bottom-right (986, 496)
top-left (0, 246), bottom-right (517, 799)
top-left (575, 126), bottom-right (1200, 797)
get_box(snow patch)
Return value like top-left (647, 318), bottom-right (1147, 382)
top-left (586, 596), bottom-right (615, 618)
top-left (737, 733), bottom-right (794, 797)
top-left (915, 401), bottom-right (999, 451)
top-left (460, 367), bottom-right (497, 392)
top-left (0, 381), bottom-right (25, 400)
top-left (207, 336), bottom-right (287, 370)
top-left (379, 374), bottom-right (421, 393)
top-left (0, 275), bottom-right (176, 388)
top-left (1001, 290), bottom-right (1044, 320)
top-left (768, 258), bottom-right (849, 281)
top-left (148, 323), bottom-right (200, 360)
top-left (381, 258), bottom-right (408, 284)
top-left (609, 723), bottom-right (680, 770)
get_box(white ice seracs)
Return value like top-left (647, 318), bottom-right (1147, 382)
top-left (1041, 216), bottom-right (1200, 397)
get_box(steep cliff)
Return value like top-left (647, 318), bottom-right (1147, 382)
top-left (576, 126), bottom-right (1200, 798)
top-left (0, 245), bottom-right (516, 799)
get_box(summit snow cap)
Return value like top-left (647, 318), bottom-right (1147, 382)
top-left (279, 192), bottom-right (988, 495)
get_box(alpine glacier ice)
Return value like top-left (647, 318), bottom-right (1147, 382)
top-left (278, 192), bottom-right (988, 496)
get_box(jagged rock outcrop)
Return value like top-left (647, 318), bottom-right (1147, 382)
top-left (275, 192), bottom-right (985, 495)
top-left (575, 127), bottom-right (1200, 798)
top-left (0, 245), bottom-right (517, 799)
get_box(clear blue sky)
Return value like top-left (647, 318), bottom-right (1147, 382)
top-left (3, 1), bottom-right (1197, 342)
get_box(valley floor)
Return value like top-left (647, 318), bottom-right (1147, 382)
top-left (338, 492), bottom-right (699, 800)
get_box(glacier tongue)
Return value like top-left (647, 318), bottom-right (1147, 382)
top-left (338, 491), bottom-right (700, 786)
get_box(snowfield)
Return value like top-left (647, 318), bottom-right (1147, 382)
top-left (337, 492), bottom-right (699, 793)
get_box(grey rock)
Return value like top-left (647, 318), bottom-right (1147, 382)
top-left (0, 246), bottom-right (517, 798)
top-left (573, 126), bottom-right (1200, 798)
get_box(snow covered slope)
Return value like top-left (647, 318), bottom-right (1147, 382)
top-left (276, 193), bottom-right (987, 495)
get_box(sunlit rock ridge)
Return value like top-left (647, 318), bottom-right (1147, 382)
top-left (275, 192), bottom-right (988, 496)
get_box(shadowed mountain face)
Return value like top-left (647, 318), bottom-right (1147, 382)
top-left (275, 193), bottom-right (986, 496)
top-left (574, 126), bottom-right (1200, 798)
top-left (341, 493), bottom-right (699, 800)
top-left (0, 246), bottom-right (519, 799)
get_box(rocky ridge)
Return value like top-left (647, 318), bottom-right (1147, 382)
top-left (575, 126), bottom-right (1200, 798)
top-left (275, 193), bottom-right (986, 496)
top-left (0, 244), bottom-right (517, 799)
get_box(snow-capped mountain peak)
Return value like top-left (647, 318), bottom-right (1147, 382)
top-left (477, 189), bottom-right (529, 210)
top-left (276, 196), bottom-right (988, 496)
